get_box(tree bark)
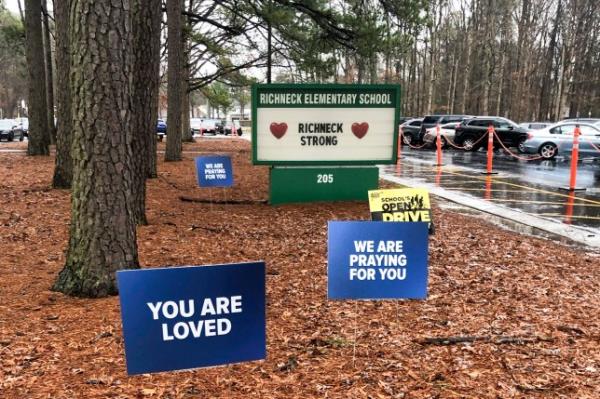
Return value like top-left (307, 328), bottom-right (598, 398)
top-left (181, 78), bottom-right (192, 141)
top-left (449, 54), bottom-right (458, 114)
top-left (538, 0), bottom-right (561, 120)
top-left (266, 19), bottom-right (272, 83)
top-left (53, 0), bottom-right (139, 297)
top-left (165, 0), bottom-right (183, 161)
top-left (24, 0), bottom-right (50, 155)
top-left (42, 0), bottom-right (56, 144)
top-left (130, 0), bottom-right (162, 225)
top-left (52, 0), bottom-right (72, 189)
top-left (460, 34), bottom-right (471, 114)
top-left (181, 2), bottom-right (193, 143)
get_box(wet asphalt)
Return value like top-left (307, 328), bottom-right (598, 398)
top-left (382, 147), bottom-right (600, 230)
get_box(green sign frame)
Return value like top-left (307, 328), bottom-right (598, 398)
top-left (251, 83), bottom-right (401, 166)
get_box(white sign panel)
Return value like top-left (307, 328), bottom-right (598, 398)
top-left (252, 85), bottom-right (400, 165)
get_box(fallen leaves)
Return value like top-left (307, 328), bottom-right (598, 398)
top-left (0, 139), bottom-right (599, 398)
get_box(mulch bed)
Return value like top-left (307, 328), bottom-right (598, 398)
top-left (0, 138), bottom-right (599, 398)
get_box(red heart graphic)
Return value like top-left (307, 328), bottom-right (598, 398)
top-left (270, 122), bottom-right (288, 139)
top-left (351, 122), bottom-right (369, 139)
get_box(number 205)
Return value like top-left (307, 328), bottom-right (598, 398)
top-left (317, 174), bottom-right (334, 183)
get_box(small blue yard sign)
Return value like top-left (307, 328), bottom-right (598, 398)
top-left (117, 262), bottom-right (265, 375)
top-left (195, 156), bottom-right (233, 187)
top-left (328, 221), bottom-right (428, 300)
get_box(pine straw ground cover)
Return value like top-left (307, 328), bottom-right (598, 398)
top-left (0, 138), bottom-right (599, 399)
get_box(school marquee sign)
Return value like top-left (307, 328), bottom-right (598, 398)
top-left (252, 84), bottom-right (401, 165)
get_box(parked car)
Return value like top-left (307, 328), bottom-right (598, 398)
top-left (418, 114), bottom-right (473, 143)
top-left (422, 122), bottom-right (460, 148)
top-left (519, 122), bottom-right (552, 130)
top-left (0, 119), bottom-right (24, 142)
top-left (454, 117), bottom-right (528, 151)
top-left (521, 122), bottom-right (600, 159)
top-left (223, 120), bottom-right (242, 136)
top-left (190, 118), bottom-right (223, 135)
top-left (14, 117), bottom-right (28, 137)
top-left (156, 119), bottom-right (166, 141)
top-left (399, 118), bottom-right (423, 144)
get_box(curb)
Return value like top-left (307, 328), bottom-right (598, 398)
top-left (380, 170), bottom-right (600, 250)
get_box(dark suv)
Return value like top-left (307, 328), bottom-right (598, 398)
top-left (454, 117), bottom-right (529, 151)
top-left (418, 114), bottom-right (472, 143)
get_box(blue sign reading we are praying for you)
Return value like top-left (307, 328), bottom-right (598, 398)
top-left (195, 155), bottom-right (233, 187)
top-left (328, 221), bottom-right (429, 300)
top-left (117, 262), bottom-right (265, 375)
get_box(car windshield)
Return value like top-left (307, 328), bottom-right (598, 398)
top-left (529, 123), bottom-right (547, 129)
top-left (422, 116), bottom-right (441, 124)
top-left (493, 118), bottom-right (518, 129)
top-left (468, 119), bottom-right (492, 127)
top-left (0, 120), bottom-right (15, 129)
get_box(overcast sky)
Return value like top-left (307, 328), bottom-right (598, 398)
top-left (4, 0), bottom-right (21, 15)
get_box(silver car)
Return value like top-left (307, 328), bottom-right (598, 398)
top-left (422, 122), bottom-right (460, 148)
top-left (521, 122), bottom-right (600, 159)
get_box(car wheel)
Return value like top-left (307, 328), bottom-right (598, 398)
top-left (19, 134), bottom-right (24, 142)
top-left (517, 138), bottom-right (527, 153)
top-left (8, 132), bottom-right (14, 142)
top-left (462, 136), bottom-right (478, 151)
top-left (538, 143), bottom-right (557, 159)
top-left (403, 134), bottom-right (413, 145)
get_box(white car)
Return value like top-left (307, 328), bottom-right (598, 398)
top-left (422, 122), bottom-right (460, 148)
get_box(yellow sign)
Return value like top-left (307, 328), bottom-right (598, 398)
top-left (368, 188), bottom-right (433, 230)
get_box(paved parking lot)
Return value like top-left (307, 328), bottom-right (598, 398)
top-left (382, 147), bottom-right (600, 232)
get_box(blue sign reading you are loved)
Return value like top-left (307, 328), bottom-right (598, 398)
top-left (117, 262), bottom-right (265, 375)
top-left (328, 221), bottom-right (428, 300)
top-left (195, 155), bottom-right (233, 187)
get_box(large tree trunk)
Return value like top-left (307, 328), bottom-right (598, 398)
top-left (165, 0), bottom-right (182, 161)
top-left (42, 0), bottom-right (56, 144)
top-left (51, 0), bottom-right (72, 189)
top-left (24, 0), bottom-right (50, 155)
top-left (130, 0), bottom-right (162, 225)
top-left (53, 0), bottom-right (139, 297)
